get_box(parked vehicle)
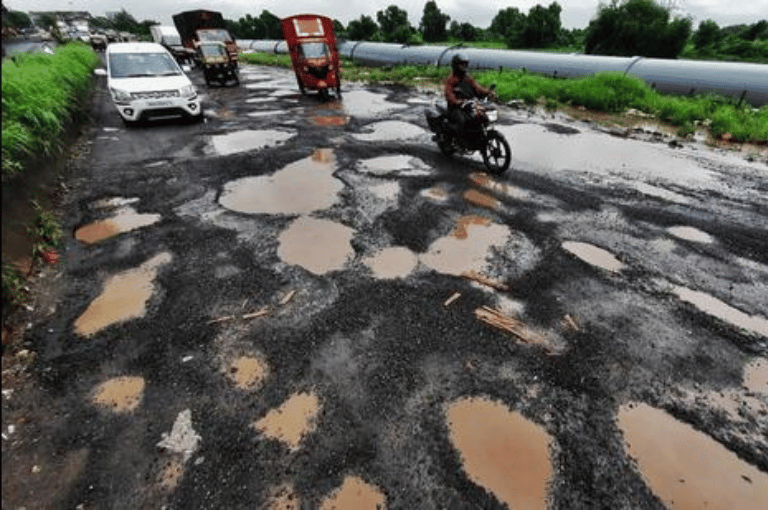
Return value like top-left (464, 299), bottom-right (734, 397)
top-left (425, 85), bottom-right (511, 174)
top-left (172, 10), bottom-right (238, 67)
top-left (95, 42), bottom-right (202, 126)
top-left (281, 14), bottom-right (341, 100)
top-left (150, 25), bottom-right (194, 65)
top-left (197, 41), bottom-right (238, 86)
top-left (90, 33), bottom-right (108, 52)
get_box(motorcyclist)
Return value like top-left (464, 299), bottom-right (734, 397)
top-left (444, 54), bottom-right (493, 133)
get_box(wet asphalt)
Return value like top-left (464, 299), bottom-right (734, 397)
top-left (2, 63), bottom-right (768, 509)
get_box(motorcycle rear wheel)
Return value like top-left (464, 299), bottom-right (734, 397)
top-left (482, 130), bottom-right (511, 174)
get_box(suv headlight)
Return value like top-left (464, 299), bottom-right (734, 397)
top-left (181, 85), bottom-right (197, 100)
top-left (110, 88), bottom-right (132, 104)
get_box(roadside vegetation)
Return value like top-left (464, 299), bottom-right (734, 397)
top-left (240, 51), bottom-right (768, 144)
top-left (2, 42), bottom-right (98, 316)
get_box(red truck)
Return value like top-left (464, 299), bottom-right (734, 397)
top-left (172, 10), bottom-right (238, 67)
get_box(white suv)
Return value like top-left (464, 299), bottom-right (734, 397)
top-left (98, 42), bottom-right (202, 125)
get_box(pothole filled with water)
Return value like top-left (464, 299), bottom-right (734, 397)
top-left (666, 226), bottom-right (715, 244)
top-left (562, 241), bottom-right (623, 273)
top-left (363, 247), bottom-right (419, 279)
top-left (277, 217), bottom-right (355, 275)
top-left (219, 149), bottom-right (343, 215)
top-left (209, 129), bottom-right (295, 156)
top-left (74, 252), bottom-right (172, 337)
top-left (253, 391), bottom-right (321, 451)
top-left (225, 355), bottom-right (269, 391)
top-left (421, 216), bottom-right (510, 277)
top-left (743, 357), bottom-right (767, 394)
top-left (319, 476), bottom-right (387, 510)
top-left (618, 402), bottom-right (768, 509)
top-left (673, 286), bottom-right (768, 337)
top-left (75, 206), bottom-right (161, 244)
top-left (357, 155), bottom-right (432, 177)
top-left (353, 121), bottom-right (427, 142)
top-left (90, 376), bottom-right (145, 413)
top-left (339, 89), bottom-right (406, 118)
top-left (446, 396), bottom-right (554, 510)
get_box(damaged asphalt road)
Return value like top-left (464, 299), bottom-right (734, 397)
top-left (3, 64), bottom-right (768, 509)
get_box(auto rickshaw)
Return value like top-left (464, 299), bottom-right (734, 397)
top-left (196, 41), bottom-right (239, 87)
top-left (280, 14), bottom-right (341, 99)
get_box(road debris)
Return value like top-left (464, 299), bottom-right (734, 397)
top-left (444, 292), bottom-right (461, 307)
top-left (279, 290), bottom-right (296, 306)
top-left (461, 271), bottom-right (509, 291)
top-left (475, 306), bottom-right (558, 353)
top-left (157, 409), bottom-right (201, 462)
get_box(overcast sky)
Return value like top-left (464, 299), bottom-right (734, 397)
top-left (14, 0), bottom-right (768, 30)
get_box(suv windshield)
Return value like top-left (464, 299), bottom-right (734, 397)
top-left (109, 52), bottom-right (180, 78)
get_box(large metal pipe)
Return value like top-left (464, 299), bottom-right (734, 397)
top-left (237, 39), bottom-right (768, 106)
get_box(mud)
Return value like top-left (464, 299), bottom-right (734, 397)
top-left (253, 391), bottom-right (321, 451)
top-left (74, 205), bottom-right (160, 244)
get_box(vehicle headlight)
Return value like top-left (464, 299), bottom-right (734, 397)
top-left (181, 85), bottom-right (197, 99)
top-left (110, 88), bottom-right (132, 104)
top-left (486, 109), bottom-right (498, 122)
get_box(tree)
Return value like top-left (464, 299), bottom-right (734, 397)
top-left (693, 19), bottom-right (721, 49)
top-left (490, 7), bottom-right (525, 41)
top-left (584, 0), bottom-right (692, 58)
top-left (449, 21), bottom-right (479, 42)
top-left (347, 15), bottom-right (378, 41)
top-left (420, 1), bottom-right (450, 42)
top-left (519, 2), bottom-right (562, 48)
top-left (3, 10), bottom-right (32, 30)
top-left (333, 19), bottom-right (346, 39)
top-left (377, 5), bottom-right (413, 43)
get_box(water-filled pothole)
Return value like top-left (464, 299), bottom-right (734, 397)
top-left (277, 217), bottom-right (355, 275)
top-left (562, 241), bottom-right (623, 273)
top-left (219, 149), bottom-right (342, 215)
top-left (421, 215), bottom-right (510, 276)
top-left (74, 252), bottom-right (172, 337)
top-left (253, 391), bottom-right (321, 451)
top-left (357, 155), bottom-right (432, 177)
top-left (673, 286), bottom-right (768, 337)
top-left (353, 121), bottom-right (427, 142)
top-left (446, 397), bottom-right (554, 510)
top-left (618, 402), bottom-right (768, 509)
top-left (744, 357), bottom-right (767, 394)
top-left (319, 476), bottom-right (387, 510)
top-left (90, 376), bottom-right (145, 413)
top-left (209, 129), bottom-right (295, 156)
top-left (363, 247), bottom-right (419, 279)
top-left (75, 206), bottom-right (160, 244)
top-left (666, 226), bottom-right (715, 244)
top-left (226, 355), bottom-right (269, 391)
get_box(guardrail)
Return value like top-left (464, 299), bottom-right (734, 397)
top-left (237, 39), bottom-right (768, 107)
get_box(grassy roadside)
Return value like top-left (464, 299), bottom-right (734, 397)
top-left (2, 42), bottom-right (99, 319)
top-left (240, 51), bottom-right (768, 144)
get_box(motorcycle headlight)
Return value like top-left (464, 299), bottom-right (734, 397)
top-left (110, 88), bottom-right (132, 104)
top-left (486, 109), bottom-right (498, 122)
top-left (181, 85), bottom-right (197, 99)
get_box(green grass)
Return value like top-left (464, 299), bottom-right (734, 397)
top-left (2, 42), bottom-right (100, 176)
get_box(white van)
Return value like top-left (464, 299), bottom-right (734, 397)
top-left (98, 42), bottom-right (202, 125)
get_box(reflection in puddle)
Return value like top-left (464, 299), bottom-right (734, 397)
top-left (311, 115), bottom-right (349, 126)
top-left (667, 226), bottom-right (715, 244)
top-left (618, 402), bottom-right (768, 509)
top-left (496, 124), bottom-right (713, 184)
top-left (357, 155), bottom-right (432, 177)
top-left (75, 206), bottom-right (161, 244)
top-left (278, 217), bottom-right (355, 275)
top-left (339, 89), bottom-right (405, 117)
top-left (469, 172), bottom-right (531, 200)
top-left (673, 286), bottom-right (768, 337)
top-left (319, 476), bottom-right (387, 510)
top-left (219, 149), bottom-right (343, 214)
top-left (744, 357), bottom-right (767, 394)
top-left (91, 376), bottom-right (145, 413)
top-left (74, 252), bottom-right (172, 337)
top-left (562, 241), bottom-right (623, 273)
top-left (463, 189), bottom-right (500, 210)
top-left (226, 355), bottom-right (269, 390)
top-left (446, 397), bottom-right (553, 510)
top-left (363, 247), bottom-right (418, 279)
top-left (210, 129), bottom-right (295, 156)
top-left (353, 121), bottom-right (427, 142)
top-left (253, 391), bottom-right (320, 451)
top-left (421, 216), bottom-right (509, 276)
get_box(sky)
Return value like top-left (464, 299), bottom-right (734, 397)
top-left (13, 0), bottom-right (768, 30)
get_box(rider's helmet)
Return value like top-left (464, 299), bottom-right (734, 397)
top-left (451, 53), bottom-right (469, 75)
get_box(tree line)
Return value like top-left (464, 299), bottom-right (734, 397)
top-left (4, 1), bottom-right (767, 62)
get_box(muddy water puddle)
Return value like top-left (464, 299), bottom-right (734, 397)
top-left (357, 154), bottom-right (432, 177)
top-left (421, 215), bottom-right (509, 276)
top-left (226, 355), bottom-right (269, 390)
top-left (353, 121), bottom-right (427, 142)
top-left (469, 172), bottom-right (531, 201)
top-left (278, 217), bottom-right (355, 275)
top-left (666, 226), bottom-right (715, 244)
top-left (91, 376), bottom-right (145, 413)
top-left (209, 129), bottom-right (295, 156)
top-left (420, 186), bottom-right (450, 202)
top-left (319, 476), bottom-right (387, 510)
top-left (630, 182), bottom-right (692, 205)
top-left (562, 241), bottom-right (623, 273)
top-left (462, 189), bottom-right (500, 210)
top-left (744, 357), bottom-right (768, 394)
top-left (219, 149), bottom-right (343, 215)
top-left (363, 247), bottom-right (419, 279)
top-left (74, 252), bottom-right (172, 337)
top-left (253, 391), bottom-right (321, 451)
top-left (673, 286), bottom-right (768, 337)
top-left (446, 397), bottom-right (553, 510)
top-left (338, 89), bottom-right (406, 118)
top-left (75, 206), bottom-right (161, 244)
top-left (618, 402), bottom-right (768, 509)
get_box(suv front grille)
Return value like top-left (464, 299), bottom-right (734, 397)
top-left (131, 90), bottom-right (180, 100)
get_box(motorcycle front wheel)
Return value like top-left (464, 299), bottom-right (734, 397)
top-left (482, 130), bottom-right (511, 174)
top-left (437, 134), bottom-right (456, 157)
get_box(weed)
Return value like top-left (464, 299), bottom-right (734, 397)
top-left (26, 200), bottom-right (62, 253)
top-left (2, 259), bottom-right (26, 313)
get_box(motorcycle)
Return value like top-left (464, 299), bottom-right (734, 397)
top-left (425, 84), bottom-right (511, 175)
